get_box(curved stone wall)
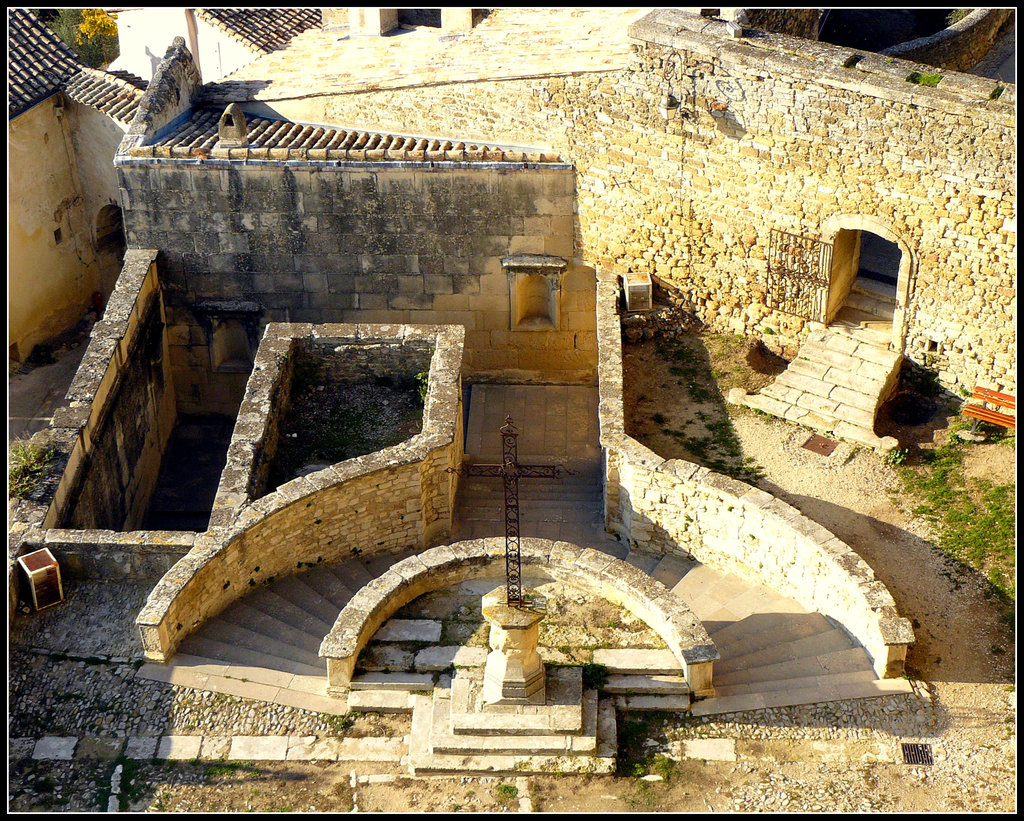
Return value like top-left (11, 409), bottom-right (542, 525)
top-left (880, 9), bottom-right (1014, 73)
top-left (136, 325), bottom-right (465, 662)
top-left (595, 269), bottom-right (914, 678)
top-left (318, 538), bottom-right (719, 697)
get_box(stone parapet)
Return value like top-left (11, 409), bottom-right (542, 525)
top-left (879, 9), bottom-right (1015, 73)
top-left (135, 324), bottom-right (465, 663)
top-left (594, 268), bottom-right (914, 678)
top-left (319, 538), bottom-right (719, 698)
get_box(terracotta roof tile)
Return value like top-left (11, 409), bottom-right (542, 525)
top-left (195, 8), bottom-right (321, 54)
top-left (128, 107), bottom-right (563, 164)
top-left (64, 67), bottom-right (144, 127)
top-left (8, 8), bottom-right (82, 117)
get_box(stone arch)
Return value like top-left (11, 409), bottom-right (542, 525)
top-left (820, 213), bottom-right (915, 351)
top-left (319, 538), bottom-right (719, 697)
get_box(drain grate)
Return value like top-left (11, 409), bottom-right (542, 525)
top-left (801, 433), bottom-right (838, 456)
top-left (901, 742), bottom-right (934, 765)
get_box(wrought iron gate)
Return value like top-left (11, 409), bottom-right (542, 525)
top-left (765, 229), bottom-right (833, 323)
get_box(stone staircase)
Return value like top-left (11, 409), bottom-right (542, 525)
top-left (730, 325), bottom-right (903, 451)
top-left (137, 484), bottom-right (910, 760)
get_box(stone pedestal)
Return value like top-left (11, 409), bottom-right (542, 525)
top-left (481, 586), bottom-right (546, 705)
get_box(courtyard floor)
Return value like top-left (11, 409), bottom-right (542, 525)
top-left (9, 346), bottom-right (1016, 810)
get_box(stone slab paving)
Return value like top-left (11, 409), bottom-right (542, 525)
top-left (32, 737), bottom-right (78, 760)
top-left (373, 619), bottom-right (443, 642)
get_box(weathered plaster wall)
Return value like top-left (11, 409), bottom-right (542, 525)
top-left (117, 159), bottom-right (590, 412)
top-left (260, 10), bottom-right (1014, 395)
top-left (67, 101), bottom-right (129, 300)
top-left (8, 98), bottom-right (101, 360)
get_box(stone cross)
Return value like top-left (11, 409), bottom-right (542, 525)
top-left (459, 415), bottom-right (573, 607)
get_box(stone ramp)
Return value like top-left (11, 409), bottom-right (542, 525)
top-left (640, 550), bottom-right (913, 715)
top-left (730, 326), bottom-right (902, 451)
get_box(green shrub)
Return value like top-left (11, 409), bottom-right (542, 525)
top-left (9, 442), bottom-right (55, 499)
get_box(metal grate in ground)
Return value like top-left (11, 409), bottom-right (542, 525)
top-left (901, 742), bottom-right (934, 765)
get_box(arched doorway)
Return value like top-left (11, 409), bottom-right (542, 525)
top-left (94, 204), bottom-right (126, 299)
top-left (821, 215), bottom-right (913, 351)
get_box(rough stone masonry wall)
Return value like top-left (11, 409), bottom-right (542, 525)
top-left (282, 10), bottom-right (1014, 395)
top-left (45, 249), bottom-right (177, 532)
top-left (594, 267), bottom-right (914, 678)
top-left (136, 324), bottom-right (465, 661)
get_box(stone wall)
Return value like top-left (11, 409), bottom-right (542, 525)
top-left (319, 538), bottom-right (719, 697)
top-left (594, 267), bottom-right (914, 678)
top-left (46, 249), bottom-right (177, 531)
top-left (880, 9), bottom-right (1015, 72)
top-left (263, 9), bottom-right (1014, 396)
top-left (116, 158), bottom-right (588, 412)
top-left (136, 324), bottom-right (465, 661)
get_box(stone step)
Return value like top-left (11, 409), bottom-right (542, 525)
top-left (708, 611), bottom-right (834, 653)
top-left (714, 646), bottom-right (874, 687)
top-left (244, 587), bottom-right (334, 636)
top-left (650, 554), bottom-right (697, 589)
top-left (408, 693), bottom-right (616, 775)
top-left (592, 648), bottom-right (682, 676)
top-left (347, 689), bottom-right (416, 713)
top-left (271, 575), bottom-right (344, 627)
top-left (361, 553), bottom-right (400, 580)
top-left (199, 616), bottom-right (323, 668)
top-left (449, 670), bottom-right (583, 736)
top-left (217, 599), bottom-right (326, 654)
top-left (613, 693), bottom-right (692, 711)
top-left (711, 668), bottom-right (878, 698)
top-left (176, 633), bottom-right (325, 677)
top-left (623, 550), bottom-right (661, 575)
top-left (851, 276), bottom-right (897, 300)
top-left (602, 674), bottom-right (690, 696)
top-left (294, 569), bottom-right (356, 612)
top-left (455, 502), bottom-right (603, 523)
top-left (714, 627), bottom-right (857, 676)
top-left (844, 290), bottom-right (895, 321)
top-left (326, 559), bottom-right (375, 591)
top-left (429, 690), bottom-right (598, 755)
top-left (349, 672), bottom-right (435, 692)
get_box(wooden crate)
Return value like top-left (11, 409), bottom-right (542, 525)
top-left (17, 548), bottom-right (64, 610)
top-left (620, 272), bottom-right (653, 312)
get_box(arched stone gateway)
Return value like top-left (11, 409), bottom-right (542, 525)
top-left (821, 214), bottom-right (916, 352)
top-left (318, 537), bottom-right (720, 698)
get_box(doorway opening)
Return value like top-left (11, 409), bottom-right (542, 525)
top-left (827, 229), bottom-right (900, 334)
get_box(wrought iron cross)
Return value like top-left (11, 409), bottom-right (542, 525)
top-left (452, 415), bottom-right (573, 607)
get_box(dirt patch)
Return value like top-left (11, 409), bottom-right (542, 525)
top-left (268, 379), bottom-right (423, 491)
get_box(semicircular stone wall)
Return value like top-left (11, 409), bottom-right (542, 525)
top-left (136, 324), bottom-right (465, 661)
top-left (318, 537), bottom-right (719, 697)
top-left (594, 269), bottom-right (915, 678)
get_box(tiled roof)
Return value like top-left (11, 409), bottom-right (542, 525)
top-left (64, 67), bottom-right (144, 127)
top-left (195, 8), bottom-right (321, 54)
top-left (8, 8), bottom-right (82, 117)
top-left (126, 108), bottom-right (562, 163)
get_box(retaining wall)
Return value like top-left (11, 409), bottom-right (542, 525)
top-left (136, 324), bottom-right (465, 662)
top-left (880, 8), bottom-right (1015, 72)
top-left (594, 268), bottom-right (914, 678)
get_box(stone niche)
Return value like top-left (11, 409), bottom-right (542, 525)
top-left (504, 254), bottom-right (567, 331)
